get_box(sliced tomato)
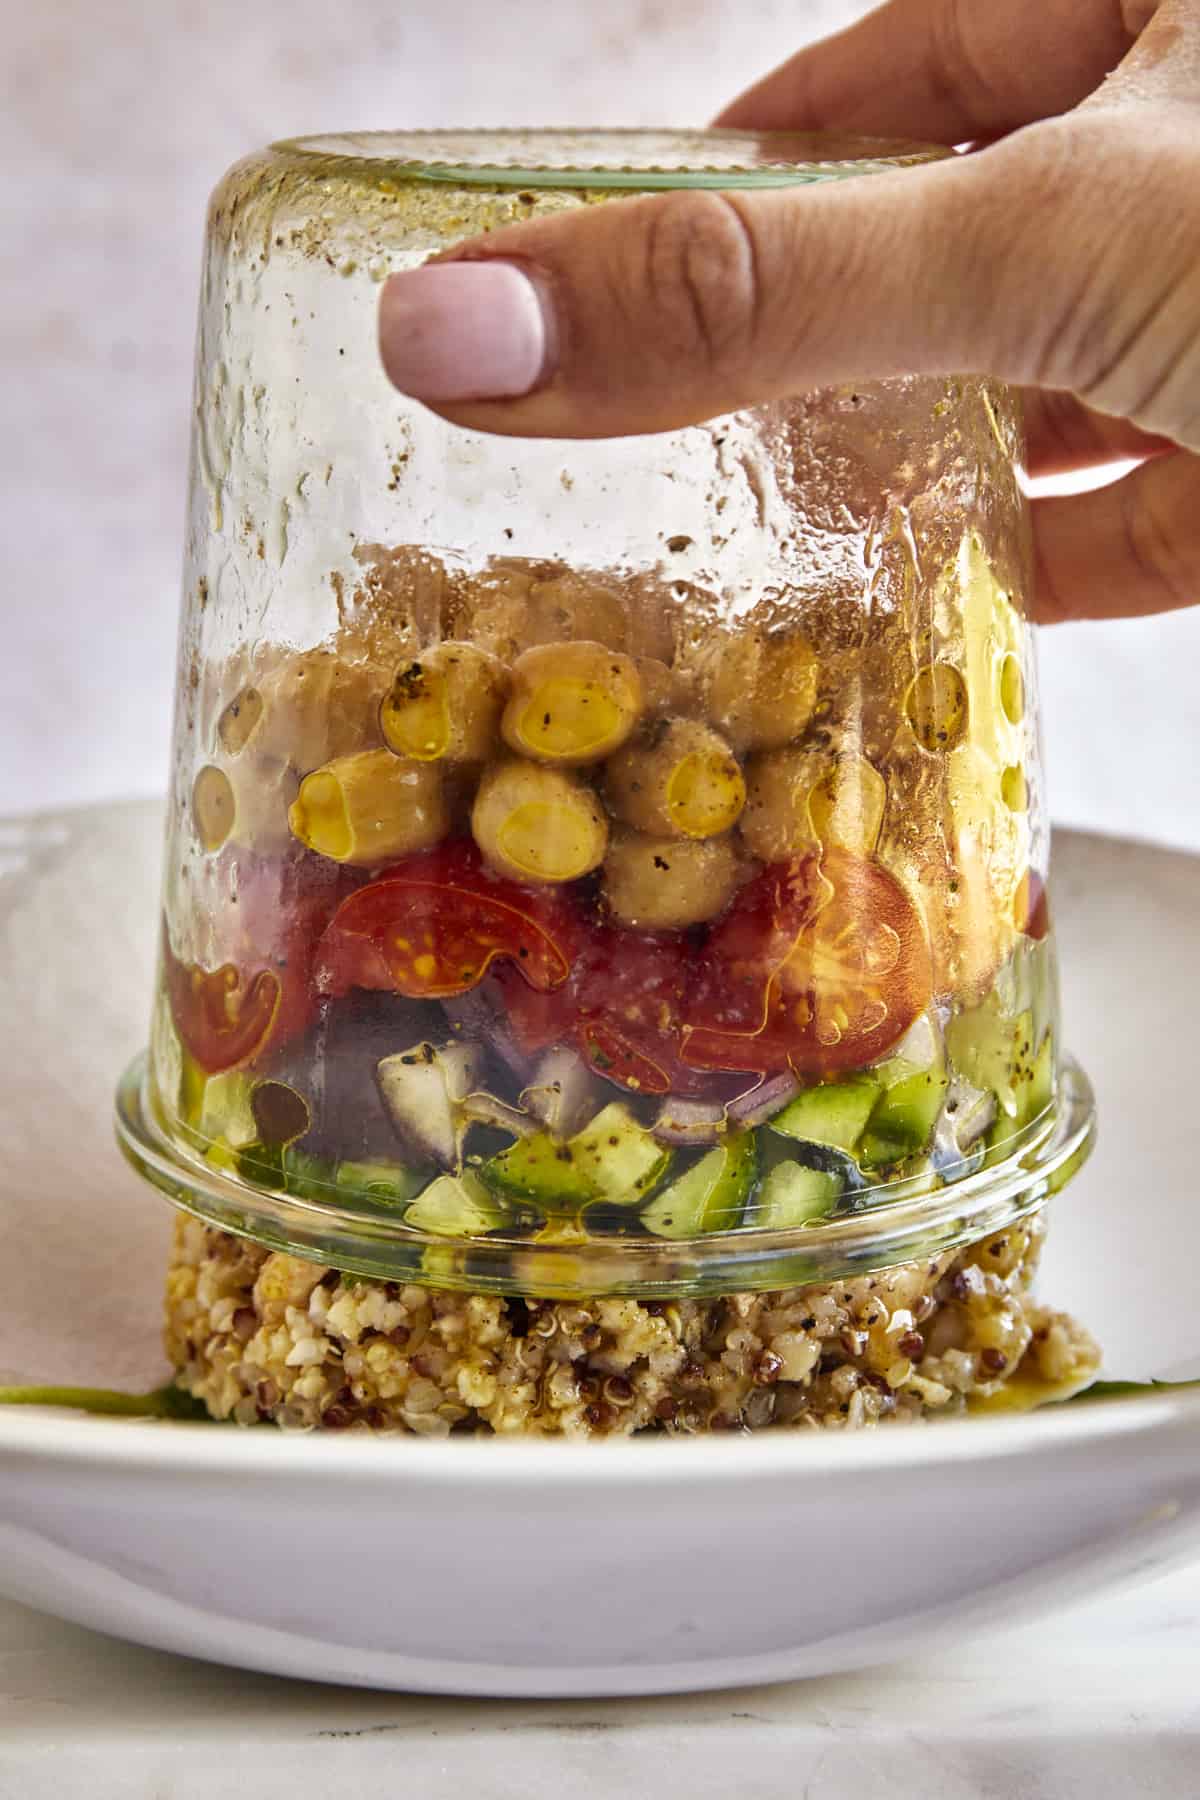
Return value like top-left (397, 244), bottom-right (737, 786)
top-left (163, 936), bottom-right (281, 1075)
top-left (489, 962), bottom-right (577, 1056)
top-left (164, 858), bottom-right (346, 1073)
top-left (1014, 869), bottom-right (1050, 942)
top-left (679, 853), bottom-right (829, 1050)
top-left (315, 839), bottom-right (581, 1001)
top-left (572, 928), bottom-right (704, 1095)
top-left (683, 849), bottom-right (931, 1077)
top-left (494, 922), bottom-right (714, 1096)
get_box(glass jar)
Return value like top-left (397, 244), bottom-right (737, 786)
top-left (116, 130), bottom-right (1095, 1301)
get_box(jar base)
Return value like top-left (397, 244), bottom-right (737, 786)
top-left (116, 1054), bottom-right (1096, 1300)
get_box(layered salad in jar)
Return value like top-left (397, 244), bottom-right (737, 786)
top-left (155, 526), bottom-right (1098, 1433)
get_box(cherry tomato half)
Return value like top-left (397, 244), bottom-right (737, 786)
top-left (1014, 868), bottom-right (1050, 942)
top-left (315, 839), bottom-right (580, 1001)
top-left (683, 849), bottom-right (932, 1077)
top-left (572, 928), bottom-right (711, 1096)
top-left (495, 925), bottom-right (715, 1097)
top-left (164, 858), bottom-right (346, 1074)
top-left (163, 934), bottom-right (282, 1075)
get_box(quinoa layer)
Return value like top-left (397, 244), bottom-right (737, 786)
top-left (164, 1210), bottom-right (1100, 1436)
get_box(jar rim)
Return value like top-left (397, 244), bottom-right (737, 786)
top-left (270, 127), bottom-right (950, 191)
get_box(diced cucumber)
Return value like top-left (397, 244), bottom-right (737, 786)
top-left (405, 1172), bottom-right (510, 1238)
top-left (480, 1102), bottom-right (673, 1212)
top-left (859, 1067), bottom-right (949, 1166)
top-left (336, 1159), bottom-right (420, 1206)
top-left (769, 1076), bottom-right (880, 1152)
top-left (752, 1160), bottom-right (842, 1230)
top-left (640, 1132), bottom-right (758, 1239)
top-left (196, 1068), bottom-right (259, 1149)
top-left (988, 1029), bottom-right (1056, 1157)
top-left (1019, 1030), bottom-right (1055, 1125)
top-left (282, 1147), bottom-right (335, 1197)
top-left (479, 1131), bottom-right (597, 1212)
top-left (946, 1000), bottom-right (1036, 1122)
top-left (572, 1105), bottom-right (674, 1205)
top-left (178, 1050), bottom-right (209, 1134)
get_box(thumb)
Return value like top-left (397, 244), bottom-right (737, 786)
top-left (378, 126), bottom-right (1179, 441)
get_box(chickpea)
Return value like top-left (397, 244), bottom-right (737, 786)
top-left (351, 542), bottom-right (456, 651)
top-left (527, 572), bottom-right (630, 651)
top-left (448, 560), bottom-right (536, 662)
top-left (636, 656), bottom-right (691, 717)
top-left (192, 758), bottom-right (299, 855)
top-left (606, 718), bottom-right (745, 840)
top-left (380, 642), bottom-right (508, 764)
top-left (740, 748), bottom-right (886, 863)
top-left (243, 649), bottom-right (391, 772)
top-left (472, 759), bottom-right (608, 885)
top-left (502, 640), bottom-right (643, 766)
top-left (288, 748), bottom-right (448, 866)
top-left (216, 685), bottom-right (265, 756)
top-left (622, 574), bottom-right (681, 666)
top-left (904, 661), bottom-right (969, 752)
top-left (602, 830), bottom-right (742, 930)
top-left (688, 627), bottom-right (820, 753)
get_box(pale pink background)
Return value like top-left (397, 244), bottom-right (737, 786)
top-left (4, 0), bottom-right (1198, 847)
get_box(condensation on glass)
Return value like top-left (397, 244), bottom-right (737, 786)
top-left (116, 131), bottom-right (1095, 1297)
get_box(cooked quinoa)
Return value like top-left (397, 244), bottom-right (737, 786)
top-left (164, 1209), bottom-right (1099, 1436)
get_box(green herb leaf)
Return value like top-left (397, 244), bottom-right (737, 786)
top-left (0, 1382), bottom-right (215, 1421)
top-left (1065, 1376), bottom-right (1200, 1406)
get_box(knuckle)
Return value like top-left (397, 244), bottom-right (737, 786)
top-left (635, 190), bottom-right (762, 370)
top-left (1122, 461), bottom-right (1200, 613)
top-left (925, 0), bottom-right (1005, 120)
top-left (990, 115), bottom-right (1199, 434)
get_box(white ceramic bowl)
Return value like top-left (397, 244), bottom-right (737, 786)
top-left (0, 807), bottom-right (1197, 1695)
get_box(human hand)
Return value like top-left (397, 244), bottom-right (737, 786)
top-left (378, 0), bottom-right (1200, 623)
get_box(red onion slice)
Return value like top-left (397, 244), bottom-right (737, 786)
top-left (725, 1070), bottom-right (803, 1129)
top-left (652, 1098), bottom-right (729, 1146)
top-left (441, 989), bottom-right (530, 1082)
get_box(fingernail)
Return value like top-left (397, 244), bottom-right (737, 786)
top-left (379, 261), bottom-right (550, 403)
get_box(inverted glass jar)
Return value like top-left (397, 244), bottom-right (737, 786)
top-left (116, 129), bottom-right (1095, 1298)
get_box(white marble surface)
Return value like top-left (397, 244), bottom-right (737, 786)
top-left (4, 0), bottom-right (1200, 847)
top-left (0, 1565), bottom-right (1197, 1799)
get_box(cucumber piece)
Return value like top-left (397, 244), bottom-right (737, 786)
top-left (988, 1029), bottom-right (1056, 1156)
top-left (405, 1172), bottom-right (509, 1238)
top-left (769, 1077), bottom-right (880, 1152)
top-left (478, 1131), bottom-right (598, 1212)
top-left (196, 1069), bottom-right (259, 1149)
top-left (752, 1160), bottom-right (842, 1230)
top-left (946, 1000), bottom-right (1035, 1122)
top-left (480, 1102), bottom-right (673, 1211)
top-left (571, 1104), bottom-right (675, 1205)
top-left (640, 1132), bottom-right (758, 1239)
top-left (1024, 1031), bottom-right (1055, 1122)
top-left (336, 1159), bottom-right (419, 1205)
top-left (860, 1067), bottom-right (949, 1166)
top-left (282, 1147), bottom-right (335, 1197)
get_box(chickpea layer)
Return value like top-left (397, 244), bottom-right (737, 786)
top-left (606, 718), bottom-right (746, 840)
top-left (380, 641), bottom-right (508, 764)
top-left (288, 749), bottom-right (447, 866)
top-left (502, 640), bottom-right (643, 766)
top-left (602, 829), bottom-right (742, 930)
top-left (741, 749), bottom-right (887, 863)
top-left (472, 758), bottom-right (608, 885)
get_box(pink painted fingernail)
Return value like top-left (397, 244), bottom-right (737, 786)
top-left (378, 261), bottom-right (550, 403)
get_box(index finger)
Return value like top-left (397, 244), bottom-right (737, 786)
top-left (715, 0), bottom-right (1139, 143)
